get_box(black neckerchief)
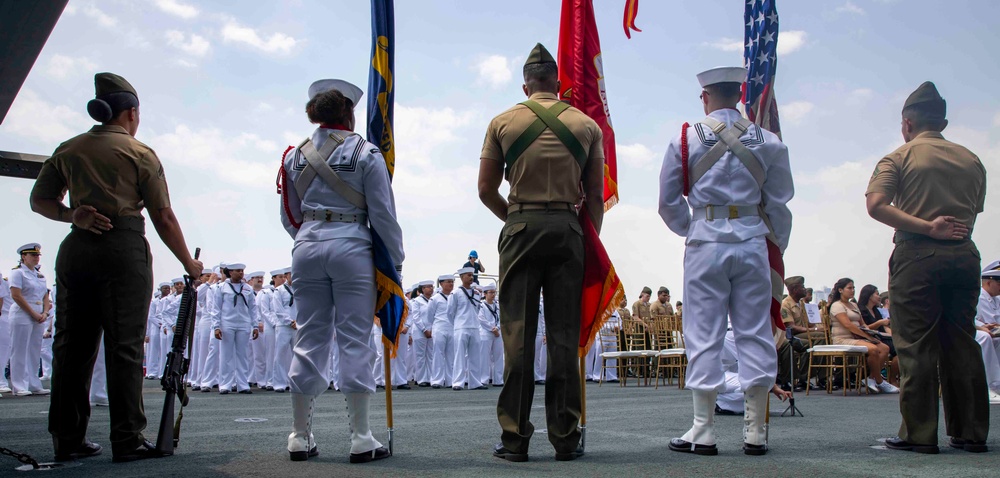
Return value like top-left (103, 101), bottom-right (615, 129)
top-left (419, 295), bottom-right (430, 304)
top-left (459, 286), bottom-right (480, 308)
top-left (229, 282), bottom-right (249, 308)
top-left (437, 292), bottom-right (448, 301)
top-left (486, 302), bottom-right (498, 325)
top-left (283, 284), bottom-right (294, 306)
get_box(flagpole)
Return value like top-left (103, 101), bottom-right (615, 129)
top-left (579, 355), bottom-right (587, 452)
top-left (384, 342), bottom-right (394, 455)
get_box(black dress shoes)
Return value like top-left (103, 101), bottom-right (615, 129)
top-left (884, 436), bottom-right (939, 454)
top-left (668, 438), bottom-right (718, 456)
top-left (55, 441), bottom-right (102, 461)
top-left (418, 382), bottom-right (430, 387)
top-left (534, 380), bottom-right (546, 385)
top-left (238, 389), bottom-right (253, 394)
top-left (396, 384), bottom-right (411, 390)
top-left (743, 443), bottom-right (767, 456)
top-left (493, 443), bottom-right (528, 462)
top-left (714, 405), bottom-right (739, 416)
top-left (289, 445), bottom-right (319, 461)
top-left (950, 437), bottom-right (988, 453)
top-left (112, 439), bottom-right (165, 463)
top-left (555, 445), bottom-right (584, 461)
top-left (350, 446), bottom-right (390, 463)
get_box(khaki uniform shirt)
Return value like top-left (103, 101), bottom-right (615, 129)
top-left (480, 92), bottom-right (604, 205)
top-left (32, 125), bottom-right (171, 218)
top-left (650, 300), bottom-right (674, 317)
top-left (780, 296), bottom-right (801, 329)
top-left (617, 306), bottom-right (632, 322)
top-left (631, 300), bottom-right (651, 321)
top-left (866, 131), bottom-right (986, 231)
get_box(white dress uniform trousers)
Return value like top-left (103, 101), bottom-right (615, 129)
top-left (0, 276), bottom-right (12, 391)
top-left (250, 289), bottom-right (271, 385)
top-left (189, 283), bottom-right (211, 386)
top-left (145, 300), bottom-right (161, 378)
top-left (199, 284), bottom-right (222, 388)
top-left (534, 304), bottom-right (546, 382)
top-left (586, 312), bottom-right (620, 381)
top-left (272, 284), bottom-right (295, 391)
top-left (90, 334), bottom-right (108, 405)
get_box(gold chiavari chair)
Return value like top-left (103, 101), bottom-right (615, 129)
top-left (621, 319), bottom-right (657, 386)
top-left (597, 322), bottom-right (627, 387)
top-left (650, 315), bottom-right (686, 389)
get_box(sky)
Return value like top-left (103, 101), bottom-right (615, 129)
top-left (1, 0), bottom-right (999, 302)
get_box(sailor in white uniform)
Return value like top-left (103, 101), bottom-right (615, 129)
top-left (279, 79), bottom-right (403, 463)
top-left (534, 297), bottom-right (546, 384)
top-left (659, 67), bottom-right (793, 456)
top-left (586, 309), bottom-right (620, 382)
top-left (410, 280), bottom-right (435, 387)
top-left (260, 270), bottom-right (282, 390)
top-left (975, 261), bottom-right (1000, 403)
top-left (389, 285), bottom-right (414, 390)
top-left (271, 268), bottom-right (295, 393)
top-left (8, 243), bottom-right (51, 396)
top-left (212, 263), bottom-right (258, 394)
top-left (199, 267), bottom-right (224, 391)
top-left (427, 274), bottom-right (456, 388)
top-left (478, 283), bottom-right (503, 386)
top-left (0, 274), bottom-right (12, 394)
top-left (145, 283), bottom-right (170, 379)
top-left (248, 271), bottom-right (268, 387)
top-left (159, 278), bottom-right (185, 368)
top-left (189, 268), bottom-right (214, 390)
top-left (39, 292), bottom-right (55, 380)
top-left (450, 268), bottom-right (485, 390)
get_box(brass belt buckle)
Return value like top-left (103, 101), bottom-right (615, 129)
top-left (324, 210), bottom-right (332, 222)
top-left (728, 205), bottom-right (739, 219)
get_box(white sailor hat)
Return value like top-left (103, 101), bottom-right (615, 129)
top-left (418, 280), bottom-right (434, 287)
top-left (171, 277), bottom-right (184, 284)
top-left (17, 243), bottom-right (41, 255)
top-left (438, 274), bottom-right (455, 282)
top-left (482, 283), bottom-right (497, 292)
top-left (248, 271), bottom-right (265, 279)
top-left (212, 266), bottom-right (221, 275)
top-left (697, 66), bottom-right (747, 88)
top-left (280, 267), bottom-right (293, 275)
top-left (269, 269), bottom-right (283, 277)
top-left (410, 283), bottom-right (419, 292)
top-left (308, 79), bottom-right (363, 108)
top-left (983, 260), bottom-right (1000, 278)
top-left (218, 262), bottom-right (228, 269)
top-left (457, 267), bottom-right (475, 275)
top-left (201, 268), bottom-right (213, 275)
top-left (227, 263), bottom-right (246, 270)
top-left (158, 282), bottom-right (171, 288)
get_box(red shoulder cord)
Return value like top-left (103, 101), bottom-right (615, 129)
top-left (277, 145), bottom-right (301, 230)
top-left (680, 122), bottom-right (691, 196)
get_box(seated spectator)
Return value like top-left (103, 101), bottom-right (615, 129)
top-left (858, 284), bottom-right (899, 387)
top-left (675, 301), bottom-right (683, 319)
top-left (828, 278), bottom-right (898, 394)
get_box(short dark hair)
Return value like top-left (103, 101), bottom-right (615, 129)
top-left (306, 89), bottom-right (353, 125)
top-left (704, 82), bottom-right (743, 103)
top-left (902, 104), bottom-right (946, 131)
top-left (523, 63), bottom-right (558, 85)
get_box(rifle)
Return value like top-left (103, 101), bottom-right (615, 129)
top-left (155, 248), bottom-right (200, 456)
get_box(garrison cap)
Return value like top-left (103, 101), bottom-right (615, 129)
top-left (308, 79), bottom-right (363, 108)
top-left (697, 67), bottom-right (746, 88)
top-left (525, 43), bottom-right (556, 66)
top-left (903, 81), bottom-right (946, 119)
top-left (983, 260), bottom-right (1000, 278)
top-left (641, 286), bottom-right (652, 295)
top-left (784, 276), bottom-right (805, 288)
top-left (94, 72), bottom-right (138, 99)
top-left (17, 243), bottom-right (41, 255)
top-left (658, 286), bottom-right (670, 294)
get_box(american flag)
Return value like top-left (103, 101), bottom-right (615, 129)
top-left (744, 0), bottom-right (786, 332)
top-left (744, 0), bottom-right (781, 139)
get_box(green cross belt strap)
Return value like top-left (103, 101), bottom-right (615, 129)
top-left (503, 100), bottom-right (587, 178)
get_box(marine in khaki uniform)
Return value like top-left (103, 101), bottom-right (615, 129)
top-left (866, 81), bottom-right (988, 454)
top-left (650, 286), bottom-right (675, 316)
top-left (30, 73), bottom-right (202, 463)
top-left (631, 287), bottom-right (652, 322)
top-left (778, 276), bottom-right (818, 391)
top-left (478, 43), bottom-right (604, 462)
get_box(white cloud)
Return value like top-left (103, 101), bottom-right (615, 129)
top-left (704, 38), bottom-right (743, 52)
top-left (155, 0), bottom-right (199, 19)
top-left (146, 125), bottom-right (279, 187)
top-left (45, 55), bottom-right (97, 80)
top-left (780, 101), bottom-right (815, 125)
top-left (777, 31), bottom-right (807, 55)
top-left (993, 112), bottom-right (1000, 128)
top-left (173, 59), bottom-right (197, 69)
top-left (474, 55), bottom-right (513, 88)
top-left (221, 21), bottom-right (298, 55)
top-left (165, 30), bottom-right (210, 57)
top-left (392, 104), bottom-right (477, 168)
top-left (850, 88), bottom-right (874, 101)
top-left (836, 1), bottom-right (866, 15)
top-left (617, 143), bottom-right (659, 170)
top-left (0, 89), bottom-right (92, 144)
top-left (82, 4), bottom-right (118, 28)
